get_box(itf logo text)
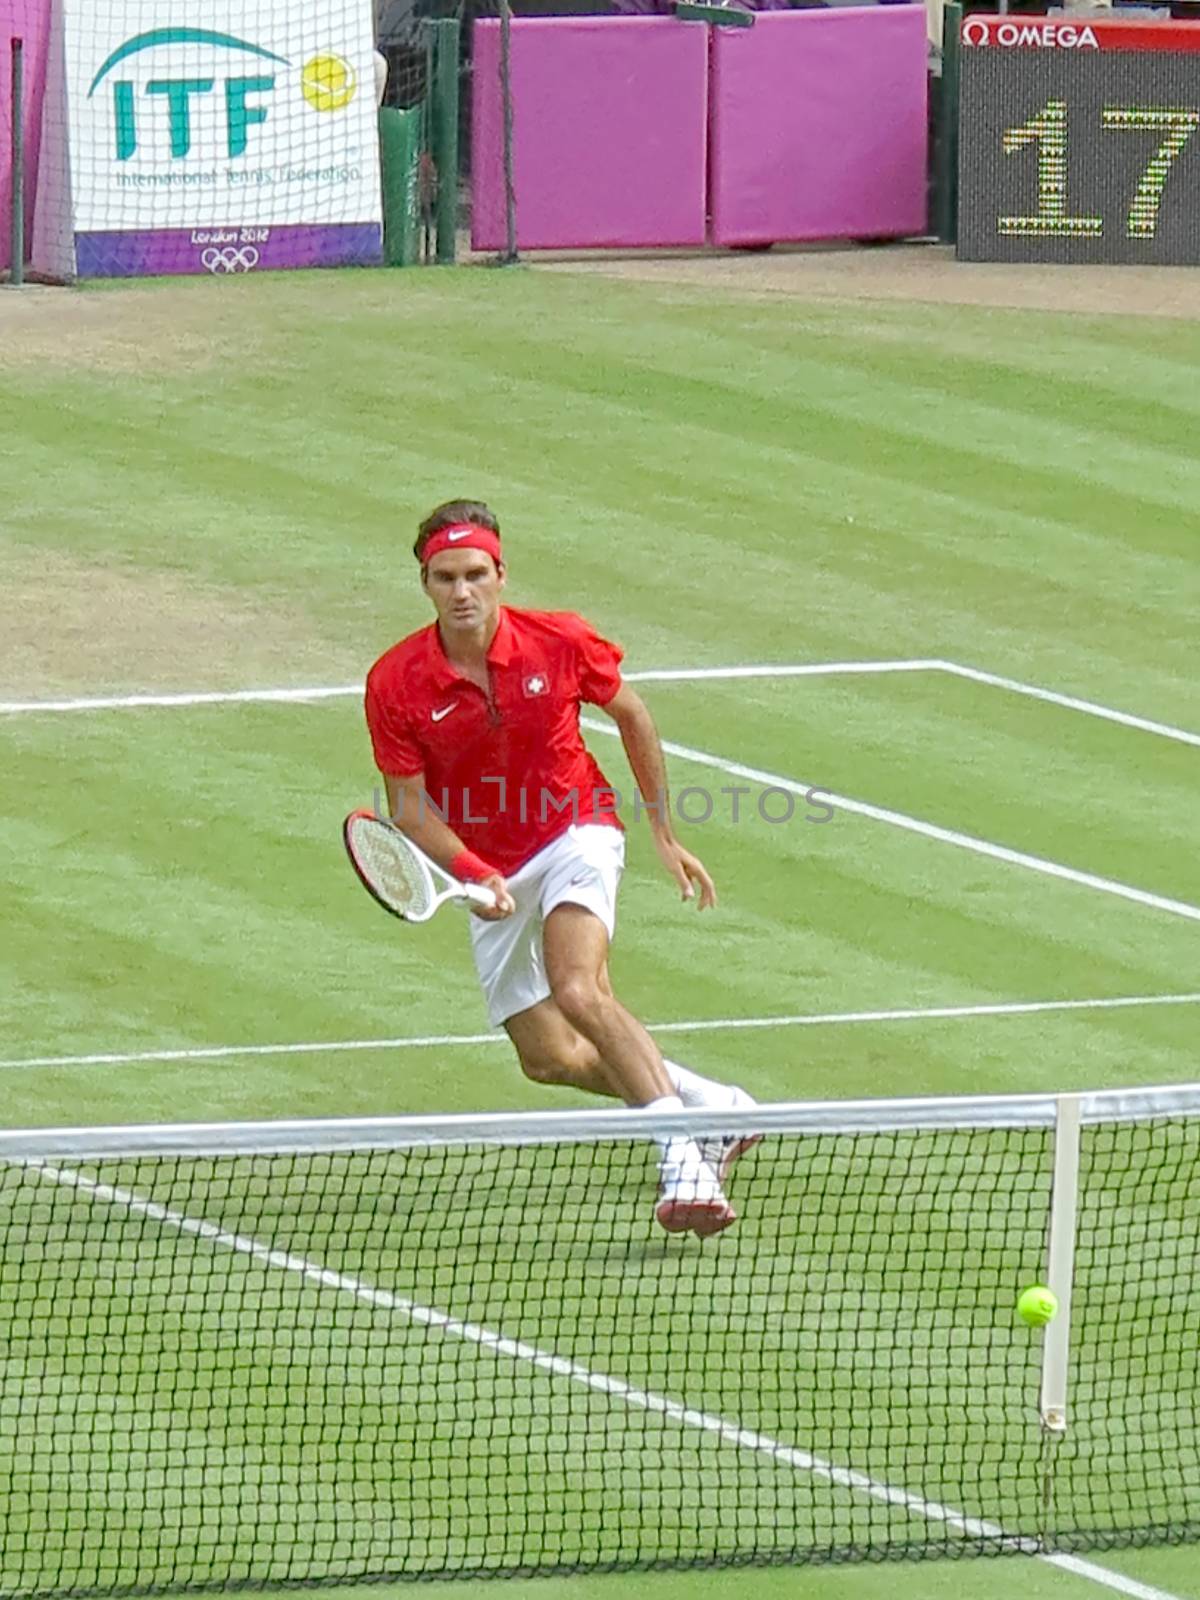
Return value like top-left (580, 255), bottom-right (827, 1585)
top-left (88, 28), bottom-right (360, 162)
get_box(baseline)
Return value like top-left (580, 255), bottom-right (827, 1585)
top-left (3, 659), bottom-right (1197, 756)
top-left (0, 659), bottom-right (937, 716)
top-left (937, 662), bottom-right (1200, 751)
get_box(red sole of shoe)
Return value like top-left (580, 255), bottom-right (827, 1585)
top-left (719, 1132), bottom-right (763, 1185)
top-left (657, 1199), bottom-right (737, 1237)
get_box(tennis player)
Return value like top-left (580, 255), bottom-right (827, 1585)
top-left (364, 501), bottom-right (759, 1237)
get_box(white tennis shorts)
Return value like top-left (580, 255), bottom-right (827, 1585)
top-left (468, 824), bottom-right (625, 1027)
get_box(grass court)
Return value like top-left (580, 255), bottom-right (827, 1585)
top-left (0, 262), bottom-right (1197, 1600)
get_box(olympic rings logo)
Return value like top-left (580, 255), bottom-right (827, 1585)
top-left (201, 246), bottom-right (261, 274)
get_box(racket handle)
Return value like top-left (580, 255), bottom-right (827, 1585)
top-left (462, 882), bottom-right (499, 909)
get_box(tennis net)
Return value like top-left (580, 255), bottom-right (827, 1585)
top-left (1, 1086), bottom-right (1198, 1595)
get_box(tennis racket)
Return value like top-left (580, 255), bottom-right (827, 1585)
top-left (343, 810), bottom-right (498, 923)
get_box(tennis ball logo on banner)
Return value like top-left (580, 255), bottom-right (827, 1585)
top-left (89, 29), bottom-right (359, 162)
top-left (300, 56), bottom-right (357, 113)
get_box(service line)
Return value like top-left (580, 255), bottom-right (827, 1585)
top-left (2, 992), bottom-right (1196, 1073)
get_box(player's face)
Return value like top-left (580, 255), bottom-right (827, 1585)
top-left (423, 549), bottom-right (505, 635)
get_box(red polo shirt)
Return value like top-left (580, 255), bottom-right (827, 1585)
top-left (365, 607), bottom-right (625, 876)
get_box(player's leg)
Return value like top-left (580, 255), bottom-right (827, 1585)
top-left (504, 976), bottom-right (757, 1178)
top-left (502, 997), bottom-right (621, 1098)
top-left (660, 1057), bottom-right (761, 1182)
top-left (539, 824), bottom-right (761, 1179)
top-left (543, 905), bottom-right (673, 1104)
top-left (469, 848), bottom-right (626, 1096)
top-left (542, 903), bottom-right (734, 1236)
top-left (514, 976), bottom-right (760, 1180)
top-left (542, 824), bottom-right (758, 1207)
top-left (544, 906), bottom-right (748, 1126)
top-left (468, 848), bottom-right (627, 1097)
top-left (468, 825), bottom-right (746, 1230)
top-left (536, 826), bottom-right (678, 1105)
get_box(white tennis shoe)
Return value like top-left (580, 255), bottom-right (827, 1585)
top-left (702, 1085), bottom-right (763, 1185)
top-left (656, 1152), bottom-right (736, 1238)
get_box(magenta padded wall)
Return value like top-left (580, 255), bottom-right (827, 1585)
top-left (471, 17), bottom-right (708, 252)
top-left (710, 7), bottom-right (928, 248)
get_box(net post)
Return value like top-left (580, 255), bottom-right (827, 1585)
top-left (935, 2), bottom-right (961, 246)
top-left (429, 18), bottom-right (460, 264)
top-left (8, 36), bottom-right (25, 288)
top-left (1040, 1094), bottom-right (1081, 1436)
top-left (1036, 1093), bottom-right (1081, 1547)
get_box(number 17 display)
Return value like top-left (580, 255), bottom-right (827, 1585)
top-left (958, 18), bottom-right (1200, 265)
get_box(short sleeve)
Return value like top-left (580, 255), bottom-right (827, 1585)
top-left (365, 674), bottom-right (424, 776)
top-left (573, 617), bottom-right (624, 706)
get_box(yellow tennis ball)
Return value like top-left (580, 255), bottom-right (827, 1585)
top-left (301, 55), bottom-right (357, 113)
top-left (1017, 1286), bottom-right (1058, 1328)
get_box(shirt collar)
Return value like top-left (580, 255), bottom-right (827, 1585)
top-left (486, 609), bottom-right (516, 667)
top-left (424, 607), bottom-right (515, 687)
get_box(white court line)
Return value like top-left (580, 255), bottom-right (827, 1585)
top-left (26, 1159), bottom-right (1185, 1600)
top-left (4, 658), bottom-right (1196, 754)
top-left (5, 661), bottom-right (1198, 925)
top-left (0, 684), bottom-right (363, 714)
top-left (581, 717), bottom-right (1200, 926)
top-left (3, 992), bottom-right (1198, 1073)
top-left (938, 661), bottom-right (1200, 751)
top-left (629, 660), bottom-right (942, 682)
top-left (1043, 1554), bottom-right (1189, 1600)
top-left (0, 660), bottom-right (936, 715)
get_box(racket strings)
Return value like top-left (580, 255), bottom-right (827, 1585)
top-left (351, 821), bottom-right (437, 919)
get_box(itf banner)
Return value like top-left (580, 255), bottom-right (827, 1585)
top-left (32, 0), bottom-right (382, 277)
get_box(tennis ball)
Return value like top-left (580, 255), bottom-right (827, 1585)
top-left (301, 55), bottom-right (357, 113)
top-left (1017, 1286), bottom-right (1058, 1328)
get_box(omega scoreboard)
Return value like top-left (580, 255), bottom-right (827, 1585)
top-left (958, 16), bottom-right (1200, 264)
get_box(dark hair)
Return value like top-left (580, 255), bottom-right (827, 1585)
top-left (414, 500), bottom-right (501, 563)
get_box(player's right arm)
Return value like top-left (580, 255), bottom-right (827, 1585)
top-left (382, 770), bottom-right (514, 919)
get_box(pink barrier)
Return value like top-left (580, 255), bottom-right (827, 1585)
top-left (0, 0), bottom-right (51, 272)
top-left (471, 18), bottom-right (708, 252)
top-left (7, 6), bottom-right (928, 271)
top-left (709, 8), bottom-right (928, 247)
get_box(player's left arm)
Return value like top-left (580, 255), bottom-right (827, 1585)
top-left (601, 683), bottom-right (717, 909)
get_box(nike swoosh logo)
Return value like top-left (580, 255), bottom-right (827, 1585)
top-left (446, 530), bottom-right (471, 541)
top-left (431, 703), bottom-right (458, 722)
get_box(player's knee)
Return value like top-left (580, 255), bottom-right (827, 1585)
top-left (550, 973), bottom-right (605, 1032)
top-left (519, 1041), bottom-right (601, 1085)
top-left (519, 1050), bottom-right (566, 1086)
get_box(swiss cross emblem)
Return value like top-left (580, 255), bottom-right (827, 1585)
top-left (523, 673), bottom-right (549, 697)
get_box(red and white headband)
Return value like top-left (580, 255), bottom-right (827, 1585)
top-left (420, 523), bottom-right (503, 565)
